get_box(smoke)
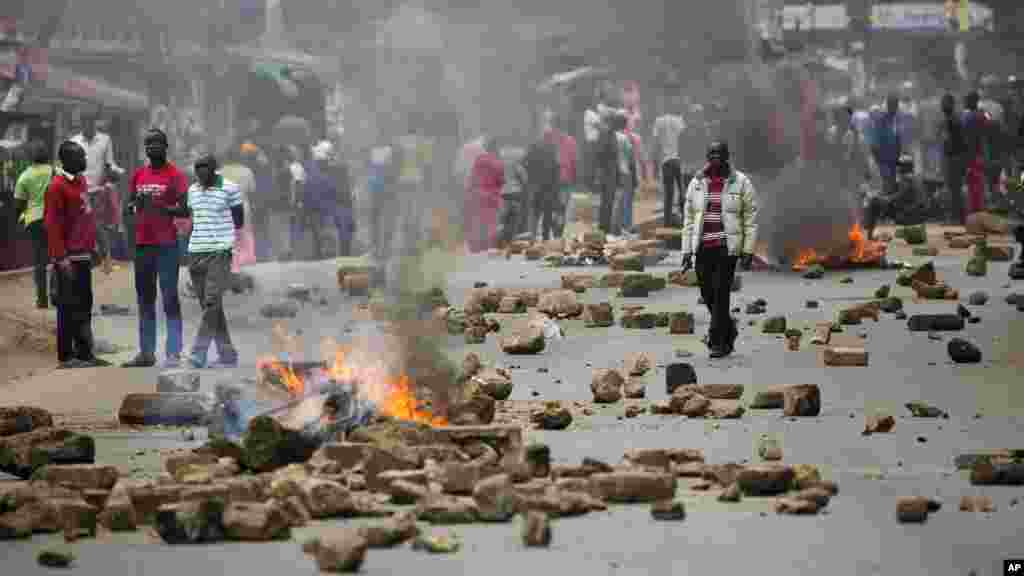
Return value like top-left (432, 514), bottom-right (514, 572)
top-left (757, 161), bottom-right (861, 264)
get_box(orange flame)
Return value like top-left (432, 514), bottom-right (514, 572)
top-left (791, 222), bottom-right (887, 270)
top-left (258, 337), bottom-right (448, 427)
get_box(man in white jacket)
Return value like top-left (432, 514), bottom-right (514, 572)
top-left (681, 141), bottom-right (759, 358)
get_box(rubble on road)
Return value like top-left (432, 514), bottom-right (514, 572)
top-left (500, 326), bottom-right (546, 355)
top-left (624, 353), bottom-right (652, 377)
top-left (970, 460), bottom-right (1024, 486)
top-left (749, 386), bottom-right (786, 409)
top-left (582, 303), bottom-right (615, 327)
top-left (303, 530), bottom-right (368, 572)
top-left (37, 546), bottom-right (75, 568)
top-left (0, 428), bottom-right (96, 479)
top-left (837, 302), bottom-right (880, 325)
top-left (412, 531), bottom-right (461, 554)
top-left (783, 385), bottom-right (821, 417)
top-left (624, 378), bottom-right (647, 400)
top-left (589, 471), bottom-right (676, 503)
top-left (762, 316), bottom-right (787, 334)
top-left (947, 338), bottom-right (982, 364)
top-left (823, 346), bottom-right (868, 367)
top-left (665, 363), bottom-right (697, 394)
top-left (0, 407), bottom-right (54, 437)
top-left (896, 496), bottom-right (940, 523)
top-left (521, 510), bottom-right (552, 547)
top-left (537, 290), bottom-right (583, 319)
top-left (863, 414), bottom-right (896, 435)
top-left (620, 311), bottom-right (659, 330)
top-left (907, 314), bottom-right (964, 332)
top-left (905, 402), bottom-right (948, 419)
top-left (968, 291), bottom-right (989, 306)
top-left (959, 495), bottom-right (995, 513)
top-left (965, 211), bottom-right (1009, 235)
top-left (803, 265), bottom-right (825, 280)
top-left (650, 499), bottom-right (686, 520)
top-left (591, 369), bottom-right (624, 403)
top-left (531, 403), bottom-right (573, 431)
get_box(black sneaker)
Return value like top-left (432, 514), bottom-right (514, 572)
top-left (58, 358), bottom-right (89, 369)
top-left (122, 354), bottom-right (156, 368)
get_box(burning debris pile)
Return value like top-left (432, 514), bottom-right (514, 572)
top-left (791, 222), bottom-right (889, 272)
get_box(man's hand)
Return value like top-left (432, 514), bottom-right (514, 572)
top-left (681, 254), bottom-right (693, 272)
top-left (739, 254), bottom-right (754, 271)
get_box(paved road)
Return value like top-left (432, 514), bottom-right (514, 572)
top-left (2, 231), bottom-right (1023, 575)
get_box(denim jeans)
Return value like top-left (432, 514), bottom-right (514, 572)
top-left (134, 244), bottom-right (182, 359)
top-left (621, 184), bottom-right (634, 231)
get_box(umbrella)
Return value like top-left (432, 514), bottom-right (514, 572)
top-left (272, 115), bottom-right (312, 148)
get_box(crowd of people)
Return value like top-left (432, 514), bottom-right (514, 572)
top-left (12, 74), bottom-right (1024, 366)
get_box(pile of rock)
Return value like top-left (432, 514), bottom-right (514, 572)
top-left (0, 407), bottom-right (94, 481)
top-left (898, 262), bottom-right (959, 301)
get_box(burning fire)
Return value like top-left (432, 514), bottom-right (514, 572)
top-left (257, 336), bottom-right (448, 427)
top-left (792, 222), bottom-right (887, 270)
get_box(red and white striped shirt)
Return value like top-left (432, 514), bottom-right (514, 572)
top-left (701, 175), bottom-right (726, 248)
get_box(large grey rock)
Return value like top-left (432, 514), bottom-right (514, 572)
top-left (157, 371), bottom-right (201, 394)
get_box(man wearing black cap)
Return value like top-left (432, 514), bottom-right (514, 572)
top-left (681, 141), bottom-right (759, 358)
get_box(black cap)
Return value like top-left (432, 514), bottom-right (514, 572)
top-left (194, 154), bottom-right (218, 170)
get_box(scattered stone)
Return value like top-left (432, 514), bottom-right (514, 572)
top-left (411, 531), bottom-right (461, 554)
top-left (896, 496), bottom-right (938, 523)
top-left (665, 363), bottom-right (697, 395)
top-left (948, 338), bottom-right (982, 364)
top-left (706, 400), bottom-right (745, 419)
top-left (624, 378), bottom-right (647, 400)
top-left (823, 346), bottom-right (869, 367)
top-left (965, 211), bottom-right (1009, 235)
top-left (415, 494), bottom-right (480, 524)
top-left (907, 314), bottom-right (964, 332)
top-left (809, 322), bottom-right (832, 346)
top-left (624, 405), bottom-right (645, 418)
top-left (670, 390), bottom-right (710, 417)
top-left (610, 252), bottom-right (644, 272)
top-left (0, 428), bottom-right (95, 479)
top-left (710, 481), bottom-right (742, 504)
top-left (303, 530), bottom-right (368, 573)
top-left (242, 416), bottom-right (320, 473)
top-left (775, 497), bottom-right (820, 515)
top-left (900, 224), bottom-right (927, 245)
top-left (986, 245), bottom-right (1014, 262)
top-left (969, 461), bottom-right (1024, 486)
top-left (531, 402), bottom-right (572, 431)
top-left (948, 236), bottom-right (975, 249)
top-left (1010, 263), bottom-right (1024, 280)
top-left (473, 368), bottom-right (514, 401)
top-left (905, 402), bottom-right (948, 419)
top-left (762, 316), bottom-right (787, 334)
top-left (968, 291), bottom-right (989, 306)
top-left (619, 274), bottom-right (652, 298)
top-left (839, 276), bottom-right (854, 284)
top-left (0, 407), bottom-right (53, 437)
top-left (37, 546), bottom-right (74, 568)
top-left (260, 301), bottom-right (299, 319)
top-left (875, 285), bottom-right (890, 300)
top-left (912, 246), bottom-right (939, 257)
top-left (805, 300), bottom-right (819, 309)
top-left (524, 444), bottom-right (551, 478)
top-left (863, 414), bottom-right (896, 435)
top-left (791, 464), bottom-right (823, 490)
top-left (222, 501), bottom-right (290, 541)
top-left (118, 393), bottom-right (208, 426)
top-left (499, 326), bottom-right (546, 355)
top-left (749, 386), bottom-right (786, 409)
top-left (33, 464), bottom-right (118, 491)
top-left (878, 297), bottom-right (903, 313)
top-left (746, 302), bottom-right (765, 314)
top-left (894, 311), bottom-right (908, 320)
top-left (620, 311), bottom-right (659, 329)
top-left (498, 296), bottom-right (526, 314)
top-left (959, 495), bottom-right (996, 513)
top-left (802, 265), bottom-right (824, 280)
top-left (521, 510), bottom-right (552, 547)
top-left (736, 465), bottom-right (794, 496)
top-left (156, 370), bottom-right (201, 394)
top-left (537, 290), bottom-right (583, 319)
top-left (650, 499), bottom-right (686, 520)
top-left (156, 499), bottom-right (226, 544)
top-left (590, 369), bottom-right (624, 403)
top-left (758, 437), bottom-right (783, 461)
top-left (837, 302), bottom-right (880, 325)
top-left (668, 269), bottom-right (699, 287)
top-left (589, 471), bottom-right (676, 503)
top-left (783, 385), bottom-right (821, 417)
top-left (582, 303), bottom-right (615, 327)
top-left (624, 352), bottom-right (652, 377)
top-left (471, 475), bottom-right (517, 522)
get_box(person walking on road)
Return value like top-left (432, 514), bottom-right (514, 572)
top-left (653, 96), bottom-right (686, 227)
top-left (939, 93), bottom-right (968, 225)
top-left (524, 127), bottom-right (561, 241)
top-left (45, 140), bottom-right (107, 368)
top-left (963, 91), bottom-right (991, 216)
top-left (681, 141), bottom-right (759, 359)
top-left (171, 154), bottom-right (243, 369)
top-left (122, 129), bottom-right (189, 368)
top-left (468, 137), bottom-right (505, 252)
top-left (14, 140), bottom-right (54, 309)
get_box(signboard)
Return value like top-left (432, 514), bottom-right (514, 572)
top-left (781, 3), bottom-right (991, 32)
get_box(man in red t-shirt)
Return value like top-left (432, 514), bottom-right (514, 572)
top-left (122, 129), bottom-right (189, 368)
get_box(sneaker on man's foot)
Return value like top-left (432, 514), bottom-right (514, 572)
top-left (58, 358), bottom-right (89, 369)
top-left (122, 354), bottom-right (156, 368)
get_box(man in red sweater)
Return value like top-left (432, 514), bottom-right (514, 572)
top-left (45, 140), bottom-right (108, 368)
top-left (122, 129), bottom-right (190, 368)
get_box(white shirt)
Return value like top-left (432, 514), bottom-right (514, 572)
top-left (187, 177), bottom-right (242, 253)
top-left (653, 114), bottom-right (686, 162)
top-left (584, 109), bottom-right (601, 142)
top-left (70, 131), bottom-right (122, 188)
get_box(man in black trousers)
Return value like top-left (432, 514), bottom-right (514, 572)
top-left (681, 142), bottom-right (759, 358)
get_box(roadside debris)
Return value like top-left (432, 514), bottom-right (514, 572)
top-left (590, 370), bottom-right (624, 404)
top-left (650, 500), bottom-right (686, 521)
top-left (904, 402), bottom-right (948, 419)
top-left (863, 414), bottom-right (896, 435)
top-left (947, 338), bottom-right (982, 364)
top-left (531, 403), bottom-right (573, 431)
top-left (521, 511), bottom-right (552, 547)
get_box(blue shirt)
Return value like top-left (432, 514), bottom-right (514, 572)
top-left (868, 111), bottom-right (906, 176)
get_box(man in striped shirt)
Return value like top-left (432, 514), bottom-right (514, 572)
top-left (166, 154), bottom-right (244, 368)
top-left (681, 141), bottom-right (758, 359)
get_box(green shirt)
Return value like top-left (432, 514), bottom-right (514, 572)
top-left (14, 164), bottom-right (53, 226)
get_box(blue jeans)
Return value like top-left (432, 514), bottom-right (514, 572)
top-left (135, 244), bottom-right (182, 359)
top-left (619, 184), bottom-right (634, 231)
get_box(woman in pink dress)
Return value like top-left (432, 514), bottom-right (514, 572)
top-left (469, 138), bottom-right (506, 252)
